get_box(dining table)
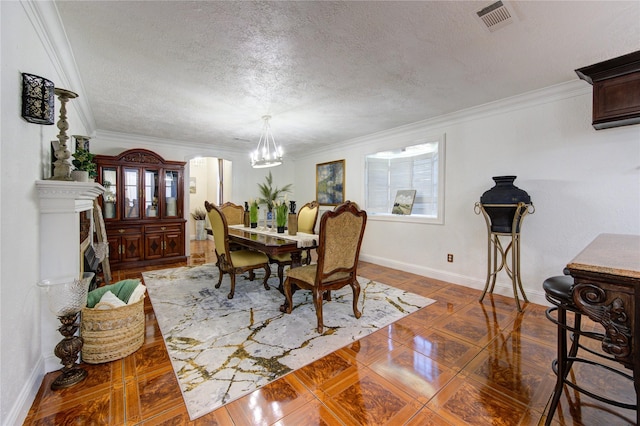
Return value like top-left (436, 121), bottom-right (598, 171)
top-left (227, 224), bottom-right (318, 293)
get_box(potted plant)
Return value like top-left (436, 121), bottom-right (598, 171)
top-left (191, 208), bottom-right (207, 240)
top-left (71, 148), bottom-right (97, 182)
top-left (257, 171), bottom-right (292, 214)
top-left (249, 199), bottom-right (259, 228)
top-left (273, 199), bottom-right (288, 233)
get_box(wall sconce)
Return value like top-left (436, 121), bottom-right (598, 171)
top-left (21, 73), bottom-right (55, 125)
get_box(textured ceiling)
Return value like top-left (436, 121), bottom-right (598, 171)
top-left (55, 1), bottom-right (640, 157)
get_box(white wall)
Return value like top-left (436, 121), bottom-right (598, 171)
top-left (3, 1), bottom-right (639, 424)
top-left (1, 2), bottom-right (90, 423)
top-left (291, 83), bottom-right (640, 305)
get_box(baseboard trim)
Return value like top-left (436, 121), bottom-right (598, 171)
top-left (3, 356), bottom-right (45, 426)
top-left (359, 254), bottom-right (548, 307)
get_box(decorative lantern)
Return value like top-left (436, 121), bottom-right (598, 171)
top-left (21, 73), bottom-right (55, 125)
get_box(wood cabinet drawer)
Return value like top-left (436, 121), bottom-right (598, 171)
top-left (106, 226), bottom-right (143, 236)
top-left (145, 224), bottom-right (183, 234)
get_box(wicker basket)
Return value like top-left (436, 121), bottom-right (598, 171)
top-left (81, 296), bottom-right (145, 364)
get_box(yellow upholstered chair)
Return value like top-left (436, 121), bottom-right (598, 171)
top-left (219, 201), bottom-right (246, 253)
top-left (283, 201), bottom-right (367, 333)
top-left (297, 201), bottom-right (319, 234)
top-left (269, 201), bottom-right (319, 287)
top-left (219, 202), bottom-right (244, 225)
top-left (205, 201), bottom-right (270, 299)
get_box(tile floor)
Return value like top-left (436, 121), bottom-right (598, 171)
top-left (24, 240), bottom-right (636, 425)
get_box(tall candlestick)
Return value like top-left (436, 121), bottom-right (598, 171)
top-left (263, 206), bottom-right (268, 230)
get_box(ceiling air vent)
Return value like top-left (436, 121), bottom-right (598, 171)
top-left (476, 1), bottom-right (516, 32)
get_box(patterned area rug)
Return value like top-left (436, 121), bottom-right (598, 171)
top-left (142, 263), bottom-right (435, 420)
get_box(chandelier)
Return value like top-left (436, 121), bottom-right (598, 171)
top-left (251, 115), bottom-right (283, 168)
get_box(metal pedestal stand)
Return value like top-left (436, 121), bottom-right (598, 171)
top-left (475, 202), bottom-right (534, 311)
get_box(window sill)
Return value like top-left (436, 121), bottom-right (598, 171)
top-left (368, 213), bottom-right (443, 225)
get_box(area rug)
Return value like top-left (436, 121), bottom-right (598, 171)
top-left (142, 263), bottom-right (435, 420)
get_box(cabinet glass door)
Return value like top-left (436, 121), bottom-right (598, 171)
top-left (144, 170), bottom-right (159, 218)
top-left (165, 170), bottom-right (179, 217)
top-left (123, 168), bottom-right (140, 219)
top-left (102, 167), bottom-right (118, 219)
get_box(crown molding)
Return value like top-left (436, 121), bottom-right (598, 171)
top-left (297, 79), bottom-right (590, 159)
top-left (93, 130), bottom-right (247, 160)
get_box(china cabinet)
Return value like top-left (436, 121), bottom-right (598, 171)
top-left (94, 149), bottom-right (187, 269)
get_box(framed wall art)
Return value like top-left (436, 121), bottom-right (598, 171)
top-left (316, 159), bottom-right (345, 206)
top-left (392, 189), bottom-right (416, 215)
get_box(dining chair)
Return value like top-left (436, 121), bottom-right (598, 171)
top-left (269, 201), bottom-right (319, 287)
top-left (219, 201), bottom-right (246, 254)
top-left (283, 201), bottom-right (367, 333)
top-left (219, 202), bottom-right (244, 225)
top-left (205, 201), bottom-right (271, 299)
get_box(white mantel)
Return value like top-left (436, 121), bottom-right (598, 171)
top-left (36, 180), bottom-right (104, 372)
top-left (36, 180), bottom-right (105, 214)
top-left (36, 180), bottom-right (104, 280)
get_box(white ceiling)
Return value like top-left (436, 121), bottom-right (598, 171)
top-left (55, 1), bottom-right (640, 157)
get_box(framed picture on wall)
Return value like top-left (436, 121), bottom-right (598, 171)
top-left (316, 159), bottom-right (345, 206)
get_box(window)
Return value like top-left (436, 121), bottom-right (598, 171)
top-left (365, 134), bottom-right (445, 224)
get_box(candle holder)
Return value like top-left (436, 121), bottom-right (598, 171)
top-left (38, 272), bottom-right (94, 390)
top-left (50, 88), bottom-right (79, 181)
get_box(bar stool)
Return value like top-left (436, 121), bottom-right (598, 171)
top-left (543, 273), bottom-right (636, 425)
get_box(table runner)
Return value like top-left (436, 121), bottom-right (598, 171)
top-left (228, 224), bottom-right (318, 248)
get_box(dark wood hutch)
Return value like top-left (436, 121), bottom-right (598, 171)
top-left (576, 50), bottom-right (640, 130)
top-left (94, 148), bottom-right (187, 270)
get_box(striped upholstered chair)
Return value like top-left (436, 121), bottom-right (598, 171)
top-left (269, 201), bottom-right (319, 287)
top-left (205, 201), bottom-right (270, 299)
top-left (283, 201), bottom-right (367, 333)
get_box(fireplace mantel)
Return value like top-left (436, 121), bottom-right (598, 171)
top-left (37, 180), bottom-right (105, 371)
top-left (36, 180), bottom-right (105, 213)
top-left (36, 180), bottom-right (104, 280)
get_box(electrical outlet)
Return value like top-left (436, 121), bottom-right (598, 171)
top-left (447, 254), bottom-right (453, 263)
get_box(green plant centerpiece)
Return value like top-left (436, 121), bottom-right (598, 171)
top-left (257, 171), bottom-right (292, 212)
top-left (273, 199), bottom-right (288, 232)
top-left (249, 199), bottom-right (259, 228)
top-left (72, 147), bottom-right (97, 179)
